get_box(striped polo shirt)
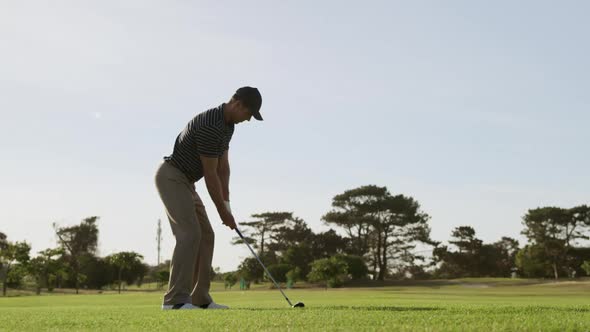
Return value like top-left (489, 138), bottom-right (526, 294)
top-left (164, 104), bottom-right (235, 182)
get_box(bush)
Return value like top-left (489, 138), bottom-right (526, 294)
top-left (79, 255), bottom-right (112, 289)
top-left (238, 257), bottom-right (264, 283)
top-left (327, 278), bottom-right (344, 288)
top-left (281, 245), bottom-right (315, 280)
top-left (582, 261), bottom-right (590, 276)
top-left (307, 257), bottom-right (347, 289)
top-left (335, 254), bottom-right (368, 280)
top-left (224, 272), bottom-right (238, 290)
top-left (156, 270), bottom-right (170, 285)
top-left (266, 264), bottom-right (292, 283)
top-left (286, 267), bottom-right (302, 284)
top-left (6, 264), bottom-right (27, 288)
top-left (516, 245), bottom-right (552, 278)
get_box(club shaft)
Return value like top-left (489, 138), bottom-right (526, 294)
top-left (236, 228), bottom-right (293, 307)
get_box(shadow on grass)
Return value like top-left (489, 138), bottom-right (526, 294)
top-left (496, 306), bottom-right (590, 313)
top-left (322, 306), bottom-right (441, 312)
top-left (344, 280), bottom-right (455, 289)
top-left (236, 306), bottom-right (590, 313)
top-left (237, 306), bottom-right (441, 312)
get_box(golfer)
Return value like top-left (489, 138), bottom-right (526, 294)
top-left (155, 87), bottom-right (263, 310)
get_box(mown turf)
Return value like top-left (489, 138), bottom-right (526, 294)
top-left (1, 281), bottom-right (589, 331)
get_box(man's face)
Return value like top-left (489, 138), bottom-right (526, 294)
top-left (234, 101), bottom-right (253, 124)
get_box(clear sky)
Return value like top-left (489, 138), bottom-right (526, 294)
top-left (1, 1), bottom-right (588, 272)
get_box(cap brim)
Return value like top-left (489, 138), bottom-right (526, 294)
top-left (253, 111), bottom-right (263, 121)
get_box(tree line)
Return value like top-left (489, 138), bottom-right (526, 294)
top-left (224, 185), bottom-right (590, 287)
top-left (0, 217), bottom-right (156, 296)
top-left (1, 185), bottom-right (589, 294)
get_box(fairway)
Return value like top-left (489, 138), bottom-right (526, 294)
top-left (1, 281), bottom-right (589, 331)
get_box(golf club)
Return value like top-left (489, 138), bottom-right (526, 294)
top-left (235, 228), bottom-right (305, 308)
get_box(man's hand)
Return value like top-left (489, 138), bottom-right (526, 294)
top-left (220, 208), bottom-right (237, 230)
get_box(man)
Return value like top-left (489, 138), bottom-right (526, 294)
top-left (155, 87), bottom-right (263, 310)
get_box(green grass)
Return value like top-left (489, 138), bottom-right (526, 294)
top-left (1, 280), bottom-right (589, 331)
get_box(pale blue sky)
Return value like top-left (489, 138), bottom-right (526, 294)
top-left (1, 1), bottom-right (588, 271)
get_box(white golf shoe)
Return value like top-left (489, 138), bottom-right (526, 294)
top-left (203, 301), bottom-right (229, 309)
top-left (162, 303), bottom-right (202, 310)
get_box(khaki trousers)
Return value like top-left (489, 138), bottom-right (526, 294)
top-left (155, 161), bottom-right (214, 306)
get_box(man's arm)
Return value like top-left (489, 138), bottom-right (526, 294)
top-left (200, 155), bottom-right (236, 229)
top-left (217, 150), bottom-right (230, 202)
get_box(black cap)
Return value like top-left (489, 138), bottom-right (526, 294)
top-left (234, 86), bottom-right (263, 121)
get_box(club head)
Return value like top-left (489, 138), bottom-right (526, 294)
top-left (292, 302), bottom-right (305, 308)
